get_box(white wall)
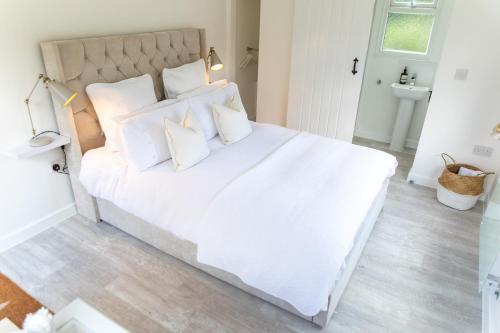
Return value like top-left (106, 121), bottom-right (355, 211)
top-left (355, 0), bottom-right (451, 149)
top-left (0, 0), bottom-right (228, 251)
top-left (256, 0), bottom-right (294, 126)
top-left (409, 0), bottom-right (500, 192)
top-left (234, 0), bottom-right (261, 121)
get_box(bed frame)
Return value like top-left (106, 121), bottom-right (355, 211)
top-left (40, 28), bottom-right (387, 328)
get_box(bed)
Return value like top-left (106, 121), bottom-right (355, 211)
top-left (40, 28), bottom-right (396, 327)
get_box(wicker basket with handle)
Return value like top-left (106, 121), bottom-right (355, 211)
top-left (438, 153), bottom-right (494, 196)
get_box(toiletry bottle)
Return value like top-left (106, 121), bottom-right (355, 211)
top-left (409, 74), bottom-right (417, 86)
top-left (400, 67), bottom-right (408, 84)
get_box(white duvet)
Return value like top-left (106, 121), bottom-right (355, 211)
top-left (80, 123), bottom-right (397, 316)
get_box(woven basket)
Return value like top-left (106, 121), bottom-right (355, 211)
top-left (438, 153), bottom-right (493, 196)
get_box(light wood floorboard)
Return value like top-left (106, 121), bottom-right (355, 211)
top-left (0, 139), bottom-right (482, 332)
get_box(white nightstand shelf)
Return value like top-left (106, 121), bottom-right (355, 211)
top-left (1, 132), bottom-right (70, 159)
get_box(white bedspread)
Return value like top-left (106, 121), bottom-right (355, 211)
top-left (195, 132), bottom-right (396, 316)
top-left (80, 123), bottom-right (397, 317)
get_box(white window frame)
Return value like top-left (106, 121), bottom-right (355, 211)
top-left (391, 0), bottom-right (438, 9)
top-left (376, 0), bottom-right (443, 60)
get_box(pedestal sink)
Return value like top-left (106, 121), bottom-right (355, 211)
top-left (390, 83), bottom-right (430, 151)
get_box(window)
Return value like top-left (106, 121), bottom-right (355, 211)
top-left (381, 0), bottom-right (438, 55)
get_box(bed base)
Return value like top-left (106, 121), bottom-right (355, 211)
top-left (95, 180), bottom-right (389, 328)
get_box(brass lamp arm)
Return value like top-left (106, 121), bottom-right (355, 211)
top-left (25, 74), bottom-right (52, 104)
top-left (24, 74), bottom-right (53, 136)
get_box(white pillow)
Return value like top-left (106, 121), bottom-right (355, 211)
top-left (162, 59), bottom-right (208, 98)
top-left (213, 93), bottom-right (252, 145)
top-left (176, 80), bottom-right (228, 99)
top-left (86, 74), bottom-right (157, 151)
top-left (118, 100), bottom-right (189, 171)
top-left (112, 98), bottom-right (178, 123)
top-left (164, 109), bottom-right (210, 172)
top-left (187, 82), bottom-right (240, 140)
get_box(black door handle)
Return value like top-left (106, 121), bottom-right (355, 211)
top-left (352, 58), bottom-right (359, 75)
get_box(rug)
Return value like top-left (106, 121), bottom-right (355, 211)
top-left (0, 273), bottom-right (43, 328)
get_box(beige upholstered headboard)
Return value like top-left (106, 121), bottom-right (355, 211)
top-left (40, 28), bottom-right (207, 222)
top-left (41, 28), bottom-right (207, 153)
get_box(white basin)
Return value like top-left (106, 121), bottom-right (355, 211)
top-left (390, 83), bottom-right (430, 152)
top-left (391, 83), bottom-right (430, 101)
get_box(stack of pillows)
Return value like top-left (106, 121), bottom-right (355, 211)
top-left (86, 59), bottom-right (252, 172)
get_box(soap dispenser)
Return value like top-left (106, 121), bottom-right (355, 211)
top-left (399, 67), bottom-right (408, 84)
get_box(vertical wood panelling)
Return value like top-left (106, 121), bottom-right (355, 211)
top-left (286, 0), bottom-right (311, 132)
top-left (287, 0), bottom-right (375, 141)
top-left (335, 0), bottom-right (377, 141)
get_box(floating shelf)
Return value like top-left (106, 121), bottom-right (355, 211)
top-left (1, 133), bottom-right (70, 159)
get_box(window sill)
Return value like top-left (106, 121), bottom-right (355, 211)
top-left (373, 49), bottom-right (439, 63)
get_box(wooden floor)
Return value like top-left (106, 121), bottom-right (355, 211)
top-left (0, 139), bottom-right (482, 332)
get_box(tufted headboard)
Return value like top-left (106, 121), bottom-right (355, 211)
top-left (41, 28), bottom-right (207, 154)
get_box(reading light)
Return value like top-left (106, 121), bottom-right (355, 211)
top-left (25, 74), bottom-right (77, 147)
top-left (492, 123), bottom-right (500, 141)
top-left (207, 46), bottom-right (224, 71)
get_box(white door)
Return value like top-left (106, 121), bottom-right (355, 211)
top-left (287, 0), bottom-right (375, 142)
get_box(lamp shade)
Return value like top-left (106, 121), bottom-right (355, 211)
top-left (208, 47), bottom-right (224, 71)
top-left (47, 81), bottom-right (77, 107)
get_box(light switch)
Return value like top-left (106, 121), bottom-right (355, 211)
top-left (454, 68), bottom-right (469, 81)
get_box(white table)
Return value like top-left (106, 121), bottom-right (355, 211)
top-left (53, 299), bottom-right (130, 333)
top-left (0, 318), bottom-right (20, 333)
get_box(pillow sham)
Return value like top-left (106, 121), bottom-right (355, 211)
top-left (86, 74), bottom-right (157, 151)
top-left (164, 109), bottom-right (210, 172)
top-left (213, 92), bottom-right (252, 145)
top-left (176, 79), bottom-right (228, 99)
top-left (187, 82), bottom-right (240, 140)
top-left (118, 100), bottom-right (189, 171)
top-left (112, 98), bottom-right (178, 123)
top-left (162, 59), bottom-right (208, 98)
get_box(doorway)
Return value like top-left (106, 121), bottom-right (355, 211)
top-left (354, 0), bottom-right (451, 170)
top-left (232, 0), bottom-right (261, 121)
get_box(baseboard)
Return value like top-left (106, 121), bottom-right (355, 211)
top-left (0, 203), bottom-right (76, 253)
top-left (355, 129), bottom-right (419, 149)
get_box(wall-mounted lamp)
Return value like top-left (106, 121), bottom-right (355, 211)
top-left (492, 123), bottom-right (500, 141)
top-left (25, 74), bottom-right (77, 147)
top-left (207, 47), bottom-right (224, 71)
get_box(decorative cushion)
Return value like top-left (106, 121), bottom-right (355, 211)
top-left (86, 74), bottom-right (157, 151)
top-left (164, 110), bottom-right (210, 171)
top-left (162, 59), bottom-right (208, 98)
top-left (213, 92), bottom-right (253, 145)
top-left (187, 82), bottom-right (239, 140)
top-left (118, 100), bottom-right (189, 171)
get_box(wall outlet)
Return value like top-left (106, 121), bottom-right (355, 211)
top-left (472, 145), bottom-right (494, 157)
top-left (454, 68), bottom-right (469, 81)
top-left (51, 157), bottom-right (66, 173)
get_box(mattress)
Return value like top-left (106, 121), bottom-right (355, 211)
top-left (80, 122), bottom-right (397, 316)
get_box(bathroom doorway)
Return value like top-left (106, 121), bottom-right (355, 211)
top-left (354, 0), bottom-right (452, 173)
top-left (233, 0), bottom-right (261, 121)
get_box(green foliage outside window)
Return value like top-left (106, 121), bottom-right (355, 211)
top-left (383, 12), bottom-right (434, 54)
